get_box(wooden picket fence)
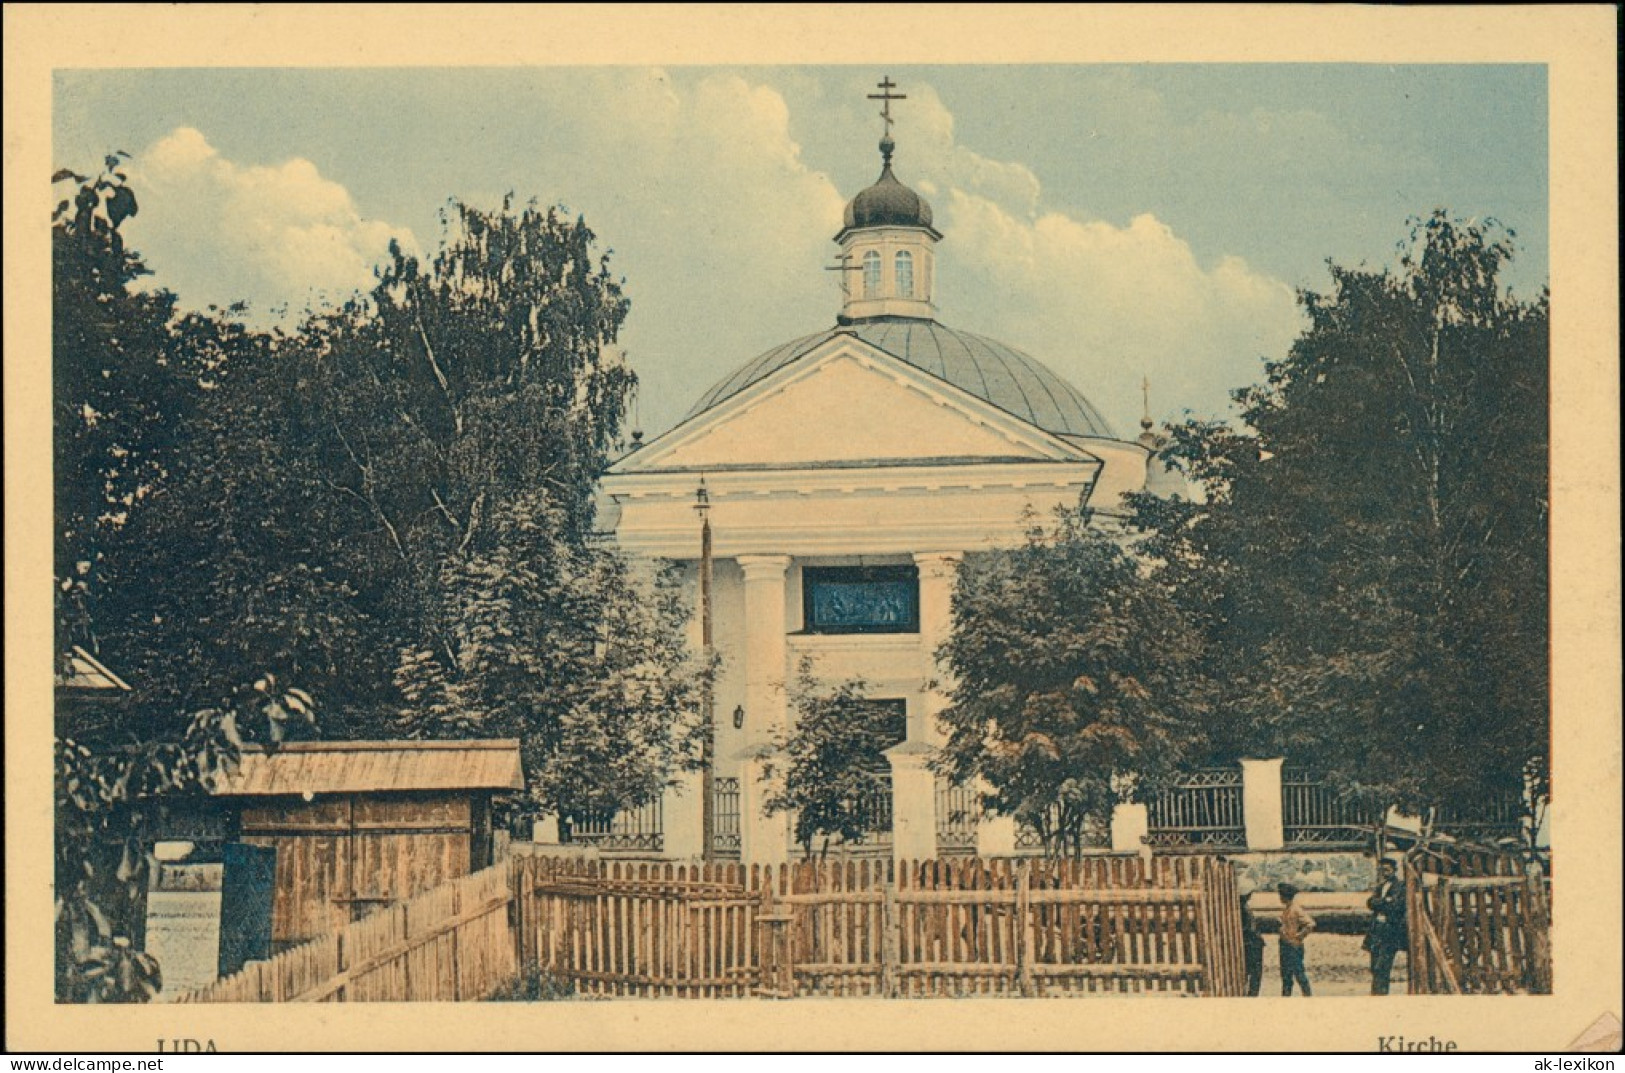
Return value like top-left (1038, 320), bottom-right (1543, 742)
top-left (513, 854), bottom-right (1246, 998)
top-left (176, 852), bottom-right (1246, 1001)
top-left (1404, 848), bottom-right (1552, 995)
top-left (173, 862), bottom-right (515, 1002)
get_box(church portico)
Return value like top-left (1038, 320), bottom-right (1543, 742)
top-left (602, 79), bottom-right (1169, 862)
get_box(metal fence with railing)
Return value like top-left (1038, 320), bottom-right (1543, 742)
top-left (1146, 769), bottom-right (1246, 851)
top-left (790, 771), bottom-right (893, 858)
top-left (935, 777), bottom-right (980, 855)
top-left (1433, 791), bottom-right (1528, 844)
top-left (1282, 770), bottom-right (1378, 848)
top-left (712, 776), bottom-right (742, 860)
top-left (1006, 804), bottom-right (1110, 856)
top-left (567, 798), bottom-right (664, 853)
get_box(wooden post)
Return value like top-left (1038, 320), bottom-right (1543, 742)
top-left (1525, 874), bottom-right (1553, 993)
top-left (509, 858), bottom-right (527, 972)
top-left (881, 879), bottom-right (900, 998)
top-left (450, 881), bottom-right (462, 1001)
top-left (1015, 859), bottom-right (1035, 997)
top-left (400, 903), bottom-right (413, 1000)
top-left (333, 931), bottom-right (347, 1003)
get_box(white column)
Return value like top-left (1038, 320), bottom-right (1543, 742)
top-left (887, 742), bottom-right (939, 861)
top-left (738, 753), bottom-right (790, 866)
top-left (912, 552), bottom-right (962, 746)
top-left (736, 554), bottom-right (792, 751)
top-left (1111, 802), bottom-right (1150, 856)
top-left (661, 768), bottom-right (705, 860)
top-left (1241, 757), bottom-right (1286, 851)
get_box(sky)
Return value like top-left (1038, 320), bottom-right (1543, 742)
top-left (53, 65), bottom-right (1548, 439)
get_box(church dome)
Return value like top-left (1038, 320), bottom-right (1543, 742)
top-left (839, 136), bottom-right (936, 237)
top-left (686, 317), bottom-right (1117, 440)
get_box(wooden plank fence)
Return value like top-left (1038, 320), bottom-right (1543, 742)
top-left (174, 862), bottom-right (515, 1002)
top-left (1404, 849), bottom-right (1552, 995)
top-left (179, 852), bottom-right (1246, 1001)
top-left (514, 854), bottom-right (1245, 998)
top-left (513, 857), bottom-right (761, 998)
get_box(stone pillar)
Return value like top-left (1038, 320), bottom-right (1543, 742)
top-left (532, 815), bottom-right (562, 846)
top-left (738, 753), bottom-right (790, 867)
top-left (968, 777), bottom-right (1017, 856)
top-left (976, 813), bottom-right (1020, 857)
top-left (737, 554), bottom-right (792, 751)
top-left (662, 767), bottom-right (705, 860)
top-left (887, 742), bottom-right (938, 861)
top-left (1111, 802), bottom-right (1150, 855)
top-left (1240, 757), bottom-right (1285, 851)
top-left (912, 552), bottom-right (962, 746)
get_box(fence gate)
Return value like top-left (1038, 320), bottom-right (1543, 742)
top-left (1404, 852), bottom-right (1552, 995)
top-left (511, 855), bottom-right (760, 997)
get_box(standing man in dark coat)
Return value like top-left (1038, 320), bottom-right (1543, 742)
top-left (1240, 892), bottom-right (1265, 996)
top-left (1365, 857), bottom-right (1408, 994)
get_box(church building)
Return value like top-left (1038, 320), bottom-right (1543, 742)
top-left (599, 92), bottom-right (1173, 863)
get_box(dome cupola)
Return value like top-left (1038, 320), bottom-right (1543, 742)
top-left (838, 135), bottom-right (938, 238)
top-left (834, 80), bottom-right (941, 323)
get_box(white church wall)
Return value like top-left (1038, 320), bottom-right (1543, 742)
top-left (1062, 436), bottom-right (1152, 513)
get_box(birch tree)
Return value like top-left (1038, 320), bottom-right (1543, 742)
top-left (1132, 212), bottom-right (1549, 830)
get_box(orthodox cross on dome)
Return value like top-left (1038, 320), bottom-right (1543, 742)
top-left (868, 76), bottom-right (907, 160)
top-left (1141, 375), bottom-right (1154, 433)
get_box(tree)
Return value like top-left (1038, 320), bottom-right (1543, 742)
top-left (93, 308), bottom-right (368, 745)
top-left (937, 510), bottom-right (1210, 857)
top-left (409, 492), bottom-right (707, 825)
top-left (52, 162), bottom-right (326, 1000)
top-left (1132, 211), bottom-right (1549, 831)
top-left (53, 157), bottom-right (192, 664)
top-left (279, 199), bottom-right (701, 819)
top-left (272, 201), bottom-right (640, 731)
top-left (764, 660), bottom-right (906, 858)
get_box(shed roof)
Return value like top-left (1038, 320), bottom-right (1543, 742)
top-left (57, 645), bottom-right (132, 693)
top-left (213, 739), bottom-right (524, 797)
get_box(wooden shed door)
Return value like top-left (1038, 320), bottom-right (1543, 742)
top-left (242, 795), bottom-right (475, 946)
top-left (339, 796), bottom-right (475, 920)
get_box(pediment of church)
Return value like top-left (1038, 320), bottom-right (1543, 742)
top-left (613, 339), bottom-right (1092, 474)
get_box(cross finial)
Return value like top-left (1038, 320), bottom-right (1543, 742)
top-left (867, 76), bottom-right (907, 138)
top-left (1141, 375), bottom-right (1154, 431)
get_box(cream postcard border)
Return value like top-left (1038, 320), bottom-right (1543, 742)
top-left (5, 4), bottom-right (1619, 1053)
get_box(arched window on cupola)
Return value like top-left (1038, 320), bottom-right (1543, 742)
top-left (862, 250), bottom-right (882, 298)
top-left (895, 250), bottom-right (914, 298)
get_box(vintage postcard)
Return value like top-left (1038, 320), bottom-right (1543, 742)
top-left (5, 4), bottom-right (1619, 1054)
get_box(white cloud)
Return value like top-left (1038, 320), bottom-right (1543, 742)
top-left (939, 190), bottom-right (1303, 432)
top-left (118, 83), bottom-right (1305, 436)
top-left (128, 127), bottom-right (415, 319)
top-left (554, 72), bottom-right (849, 425)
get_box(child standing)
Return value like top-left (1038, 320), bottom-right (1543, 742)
top-left (1277, 882), bottom-right (1315, 997)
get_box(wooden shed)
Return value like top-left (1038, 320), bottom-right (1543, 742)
top-left (212, 739), bottom-right (523, 951)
